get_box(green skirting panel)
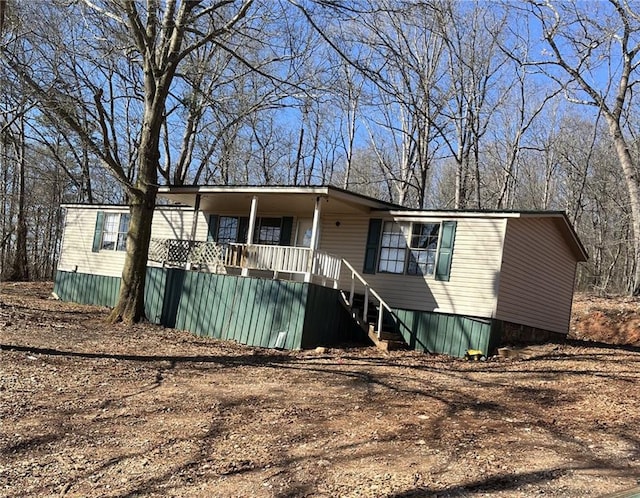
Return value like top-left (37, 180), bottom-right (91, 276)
top-left (170, 271), bottom-right (309, 349)
top-left (54, 270), bottom-right (120, 308)
top-left (53, 268), bottom-right (357, 350)
top-left (393, 307), bottom-right (500, 358)
top-left (54, 268), bottom-right (169, 324)
top-left (54, 269), bottom-right (504, 355)
top-left (301, 284), bottom-right (365, 348)
top-left (144, 267), bottom-right (167, 324)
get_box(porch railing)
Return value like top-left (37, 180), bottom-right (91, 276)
top-left (236, 243), bottom-right (311, 273)
top-left (147, 238), bottom-right (342, 287)
top-left (148, 238), bottom-right (226, 270)
top-left (341, 258), bottom-right (394, 339)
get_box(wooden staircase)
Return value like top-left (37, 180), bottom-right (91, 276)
top-left (367, 324), bottom-right (406, 351)
top-left (339, 260), bottom-right (407, 352)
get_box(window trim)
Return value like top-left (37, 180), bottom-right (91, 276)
top-left (216, 215), bottom-right (241, 245)
top-left (99, 212), bottom-right (130, 252)
top-left (377, 220), bottom-right (407, 274)
top-left (407, 222), bottom-right (440, 277)
top-left (255, 217), bottom-right (283, 246)
top-left (376, 220), bottom-right (443, 278)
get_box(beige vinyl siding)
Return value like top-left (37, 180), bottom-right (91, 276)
top-left (319, 215), bottom-right (506, 318)
top-left (58, 206), bottom-right (207, 278)
top-left (495, 218), bottom-right (577, 333)
top-left (150, 207), bottom-right (212, 241)
top-left (60, 203), bottom-right (576, 331)
top-left (150, 207), bottom-right (197, 240)
top-left (58, 207), bottom-right (128, 277)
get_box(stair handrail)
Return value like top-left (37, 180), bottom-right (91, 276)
top-left (341, 258), bottom-right (394, 338)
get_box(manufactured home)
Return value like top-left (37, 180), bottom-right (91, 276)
top-left (54, 185), bottom-right (588, 357)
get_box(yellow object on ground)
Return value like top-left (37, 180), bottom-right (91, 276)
top-left (465, 349), bottom-right (485, 361)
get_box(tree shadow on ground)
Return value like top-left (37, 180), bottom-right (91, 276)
top-left (3, 339), bottom-right (639, 498)
top-left (0, 343), bottom-right (293, 367)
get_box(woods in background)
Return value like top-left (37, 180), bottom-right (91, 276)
top-left (0, 0), bottom-right (639, 297)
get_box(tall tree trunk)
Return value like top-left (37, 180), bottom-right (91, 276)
top-left (0, 131), bottom-right (6, 275)
top-left (81, 146), bottom-right (93, 203)
top-left (294, 125), bottom-right (304, 186)
top-left (342, 103), bottom-right (356, 190)
top-left (8, 118), bottom-right (28, 281)
top-left (108, 177), bottom-right (157, 322)
top-left (109, 112), bottom-right (160, 323)
top-left (606, 116), bottom-right (640, 295)
top-left (108, 188), bottom-right (156, 323)
top-left (473, 143), bottom-right (481, 209)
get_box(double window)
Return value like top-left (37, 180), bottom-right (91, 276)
top-left (211, 216), bottom-right (291, 246)
top-left (377, 221), bottom-right (441, 276)
top-left (100, 212), bottom-right (129, 251)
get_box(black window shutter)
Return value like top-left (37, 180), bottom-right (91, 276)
top-left (207, 214), bottom-right (218, 242)
top-left (363, 218), bottom-right (382, 274)
top-left (92, 211), bottom-right (105, 252)
top-left (435, 221), bottom-right (457, 281)
top-left (279, 217), bottom-right (293, 246)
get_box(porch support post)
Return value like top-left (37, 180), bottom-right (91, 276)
top-left (242, 195), bottom-right (258, 277)
top-left (186, 194), bottom-right (201, 270)
top-left (305, 196), bottom-right (322, 283)
top-left (190, 194), bottom-right (201, 241)
top-left (310, 196), bottom-right (321, 250)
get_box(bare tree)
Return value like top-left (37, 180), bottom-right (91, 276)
top-left (5, 114), bottom-right (27, 280)
top-left (1, 1), bottom-right (254, 321)
top-left (297, 0), bottom-right (450, 206)
top-left (432, 1), bottom-right (510, 209)
top-left (525, 0), bottom-right (640, 295)
top-left (336, 63), bottom-right (365, 190)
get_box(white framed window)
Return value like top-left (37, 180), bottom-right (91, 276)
top-left (377, 221), bottom-right (407, 274)
top-left (377, 221), bottom-right (441, 276)
top-left (217, 216), bottom-right (240, 245)
top-left (101, 213), bottom-right (129, 251)
top-left (256, 217), bottom-right (282, 245)
top-left (407, 223), bottom-right (440, 276)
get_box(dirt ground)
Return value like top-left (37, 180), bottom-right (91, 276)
top-left (1, 283), bottom-right (639, 498)
top-left (569, 292), bottom-right (640, 346)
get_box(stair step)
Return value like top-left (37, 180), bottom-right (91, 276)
top-left (367, 324), bottom-right (402, 341)
top-left (377, 330), bottom-right (404, 342)
top-left (340, 289), bottom-right (405, 351)
top-left (380, 339), bottom-right (406, 352)
top-left (367, 327), bottom-right (407, 351)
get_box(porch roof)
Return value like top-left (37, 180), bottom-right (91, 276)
top-left (156, 185), bottom-right (401, 215)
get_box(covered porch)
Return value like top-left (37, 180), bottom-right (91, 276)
top-left (151, 185), bottom-right (393, 287)
top-left (147, 239), bottom-right (343, 288)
